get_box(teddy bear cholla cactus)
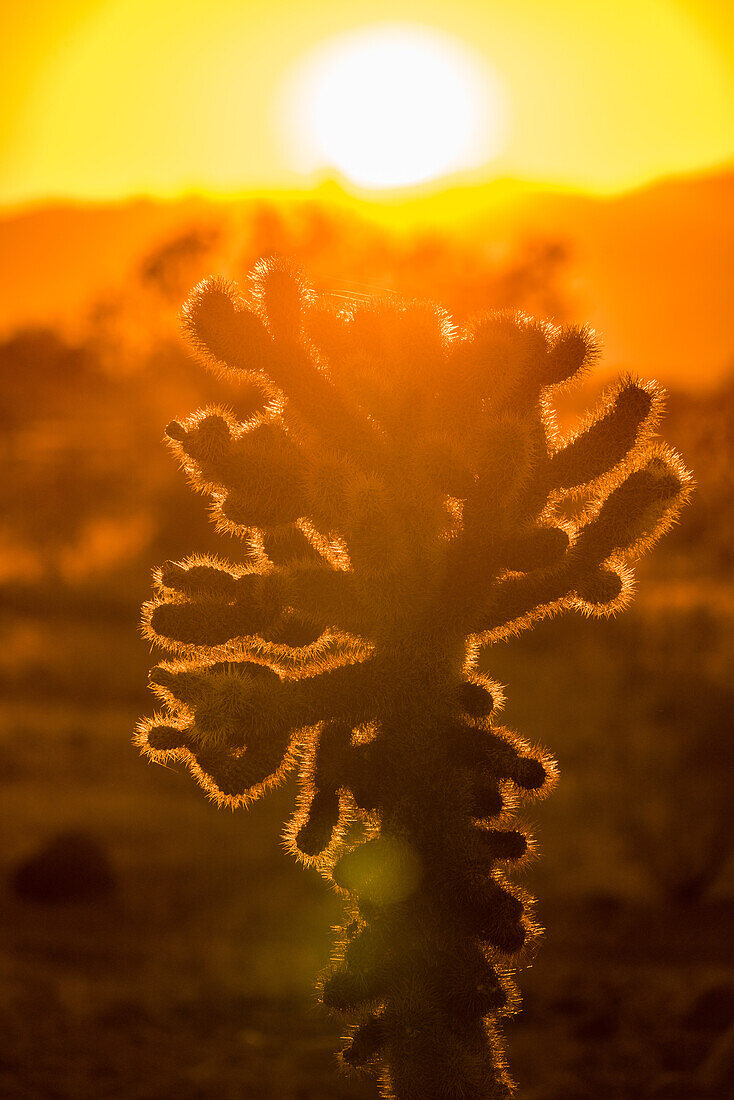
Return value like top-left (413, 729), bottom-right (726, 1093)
top-left (137, 258), bottom-right (690, 1099)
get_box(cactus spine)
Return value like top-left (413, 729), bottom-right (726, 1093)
top-left (137, 258), bottom-right (691, 1098)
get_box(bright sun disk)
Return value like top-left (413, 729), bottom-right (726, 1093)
top-left (282, 25), bottom-right (506, 191)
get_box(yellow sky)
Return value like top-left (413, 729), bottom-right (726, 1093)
top-left (1, 0), bottom-right (733, 206)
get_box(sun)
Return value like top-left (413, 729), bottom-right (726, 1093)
top-left (282, 24), bottom-right (506, 192)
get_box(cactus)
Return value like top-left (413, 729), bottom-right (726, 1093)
top-left (136, 258), bottom-right (691, 1098)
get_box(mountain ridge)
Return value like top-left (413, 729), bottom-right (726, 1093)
top-left (1, 168), bottom-right (732, 386)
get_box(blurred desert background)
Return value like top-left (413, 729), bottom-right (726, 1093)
top-left (1, 2), bottom-right (733, 1098)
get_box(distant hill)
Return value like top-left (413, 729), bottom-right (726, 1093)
top-left (0, 196), bottom-right (212, 335)
top-left (0, 169), bottom-right (732, 387)
top-left (497, 170), bottom-right (734, 387)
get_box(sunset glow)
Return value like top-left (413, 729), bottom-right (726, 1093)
top-left (282, 26), bottom-right (505, 190)
top-left (0, 1), bottom-right (732, 205)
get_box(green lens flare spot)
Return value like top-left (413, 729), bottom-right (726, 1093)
top-left (337, 837), bottom-right (422, 905)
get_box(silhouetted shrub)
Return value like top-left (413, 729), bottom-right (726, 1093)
top-left (140, 224), bottom-right (222, 301)
top-left (11, 831), bottom-right (115, 904)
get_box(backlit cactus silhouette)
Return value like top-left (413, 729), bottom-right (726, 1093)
top-left (137, 258), bottom-right (691, 1098)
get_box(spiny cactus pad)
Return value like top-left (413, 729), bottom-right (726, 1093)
top-left (137, 257), bottom-right (691, 1098)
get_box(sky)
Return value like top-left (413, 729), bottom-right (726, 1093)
top-left (1, 0), bottom-right (733, 205)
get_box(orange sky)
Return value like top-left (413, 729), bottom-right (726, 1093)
top-left (1, 0), bottom-right (734, 206)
